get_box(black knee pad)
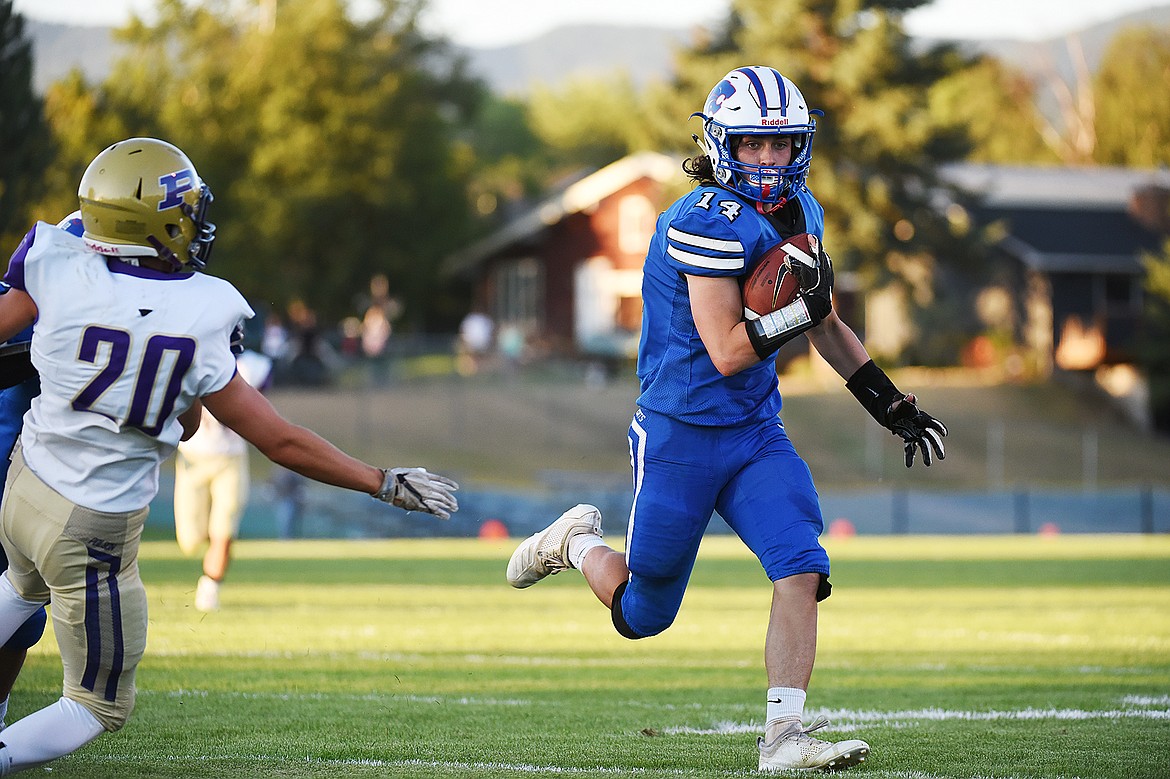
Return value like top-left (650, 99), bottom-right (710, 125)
top-left (609, 581), bottom-right (647, 640)
top-left (816, 574), bottom-right (832, 602)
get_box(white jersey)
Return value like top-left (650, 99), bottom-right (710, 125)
top-left (177, 349), bottom-right (273, 458)
top-left (4, 222), bottom-right (252, 512)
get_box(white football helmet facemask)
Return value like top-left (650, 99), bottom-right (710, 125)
top-left (692, 66), bottom-right (821, 209)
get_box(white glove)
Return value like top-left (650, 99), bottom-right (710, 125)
top-left (372, 467), bottom-right (459, 519)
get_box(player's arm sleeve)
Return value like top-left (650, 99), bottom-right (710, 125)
top-left (2, 226), bottom-right (39, 291)
top-left (0, 289), bottom-right (37, 349)
top-left (195, 284), bottom-right (257, 397)
top-left (662, 211), bottom-right (747, 279)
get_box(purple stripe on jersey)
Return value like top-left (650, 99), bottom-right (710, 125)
top-left (106, 258), bottom-right (194, 280)
top-left (1, 227), bottom-right (36, 291)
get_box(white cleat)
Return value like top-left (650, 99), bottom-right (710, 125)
top-left (757, 718), bottom-right (869, 772)
top-left (506, 504), bottom-right (602, 589)
top-left (195, 575), bottom-right (221, 612)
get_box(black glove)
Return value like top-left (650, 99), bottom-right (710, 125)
top-left (790, 249), bottom-right (833, 324)
top-left (846, 360), bottom-right (948, 468)
top-left (886, 394), bottom-right (948, 467)
top-left (229, 321), bottom-right (246, 355)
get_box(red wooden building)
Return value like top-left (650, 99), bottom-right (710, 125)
top-left (443, 152), bottom-right (684, 359)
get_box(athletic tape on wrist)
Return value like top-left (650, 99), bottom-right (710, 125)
top-left (746, 298), bottom-right (813, 360)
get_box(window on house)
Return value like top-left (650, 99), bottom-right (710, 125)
top-left (619, 194), bottom-right (656, 255)
top-left (494, 257), bottom-right (543, 330)
top-left (1103, 273), bottom-right (1139, 315)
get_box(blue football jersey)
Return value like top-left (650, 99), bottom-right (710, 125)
top-left (636, 186), bottom-right (824, 426)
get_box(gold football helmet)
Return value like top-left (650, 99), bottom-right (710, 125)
top-left (78, 137), bottom-right (215, 270)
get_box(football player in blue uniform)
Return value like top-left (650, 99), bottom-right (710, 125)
top-left (0, 213), bottom-right (85, 730)
top-left (507, 66), bottom-right (947, 772)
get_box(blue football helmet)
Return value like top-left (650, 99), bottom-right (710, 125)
top-left (57, 210), bottom-right (85, 237)
top-left (692, 66), bottom-right (821, 209)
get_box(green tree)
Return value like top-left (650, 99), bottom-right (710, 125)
top-left (34, 0), bottom-right (484, 328)
top-left (0, 0), bottom-right (51, 251)
top-left (928, 56), bottom-right (1057, 164)
top-left (482, 69), bottom-right (685, 206)
top-left (526, 72), bottom-right (649, 172)
top-left (1094, 25), bottom-right (1170, 167)
top-left (956, 26), bottom-right (1170, 168)
top-left (32, 71), bottom-right (135, 225)
top-left (464, 93), bottom-right (555, 220)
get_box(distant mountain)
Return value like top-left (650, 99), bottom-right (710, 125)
top-left (24, 19), bottom-right (696, 95)
top-left (463, 23), bottom-right (695, 94)
top-left (22, 6), bottom-right (1170, 96)
top-left (25, 20), bottom-right (121, 93)
top-left (929, 5), bottom-right (1170, 87)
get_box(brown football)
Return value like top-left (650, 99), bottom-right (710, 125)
top-left (741, 233), bottom-right (819, 319)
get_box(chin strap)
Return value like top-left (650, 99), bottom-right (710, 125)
top-left (754, 180), bottom-right (788, 215)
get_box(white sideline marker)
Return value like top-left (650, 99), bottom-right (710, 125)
top-left (663, 704), bottom-right (1170, 736)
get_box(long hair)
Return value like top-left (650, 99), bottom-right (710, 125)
top-left (682, 154), bottom-right (717, 187)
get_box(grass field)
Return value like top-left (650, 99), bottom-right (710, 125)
top-left (11, 534), bottom-right (1169, 778)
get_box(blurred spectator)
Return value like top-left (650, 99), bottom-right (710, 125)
top-left (174, 348), bottom-right (274, 611)
top-left (262, 312), bottom-right (290, 361)
top-left (498, 322), bottom-right (526, 374)
top-left (361, 304), bottom-right (392, 360)
top-left (355, 274), bottom-right (402, 385)
top-left (356, 274), bottom-right (402, 341)
top-left (285, 300), bottom-right (334, 386)
top-left (457, 310), bottom-right (495, 376)
top-left (339, 316), bottom-right (363, 359)
top-left (271, 466), bottom-right (307, 540)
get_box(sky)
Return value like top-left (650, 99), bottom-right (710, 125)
top-left (10, 0), bottom-right (1169, 47)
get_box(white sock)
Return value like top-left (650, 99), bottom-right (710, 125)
top-left (567, 534), bottom-right (608, 570)
top-left (0, 697), bottom-right (105, 775)
top-left (0, 696), bottom-right (7, 729)
top-left (0, 574), bottom-right (47, 648)
top-left (766, 686), bottom-right (806, 729)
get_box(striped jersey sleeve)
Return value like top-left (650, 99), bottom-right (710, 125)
top-left (662, 190), bottom-right (762, 278)
top-left (665, 225), bottom-right (744, 273)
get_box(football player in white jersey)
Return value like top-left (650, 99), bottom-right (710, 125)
top-left (0, 137), bottom-right (459, 774)
top-left (506, 67), bottom-right (947, 771)
top-left (173, 343), bottom-right (274, 612)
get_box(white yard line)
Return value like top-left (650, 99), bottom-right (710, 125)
top-left (147, 689), bottom-right (1170, 722)
top-left (86, 753), bottom-right (1117, 779)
